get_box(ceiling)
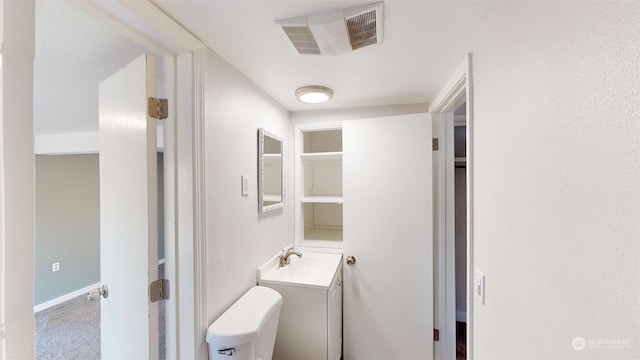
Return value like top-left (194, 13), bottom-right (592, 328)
top-left (152, 0), bottom-right (495, 112)
top-left (34, 0), bottom-right (146, 135)
top-left (34, 0), bottom-right (495, 135)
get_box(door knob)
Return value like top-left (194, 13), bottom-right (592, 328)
top-left (87, 285), bottom-right (109, 300)
top-left (346, 256), bottom-right (356, 265)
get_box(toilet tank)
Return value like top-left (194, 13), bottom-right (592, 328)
top-left (206, 286), bottom-right (283, 360)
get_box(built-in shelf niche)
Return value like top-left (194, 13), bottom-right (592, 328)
top-left (298, 128), bottom-right (343, 249)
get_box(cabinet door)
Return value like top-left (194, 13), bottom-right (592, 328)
top-left (343, 113), bottom-right (433, 359)
top-left (328, 271), bottom-right (343, 360)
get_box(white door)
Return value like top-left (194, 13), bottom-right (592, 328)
top-left (99, 53), bottom-right (159, 359)
top-left (343, 113), bottom-right (433, 359)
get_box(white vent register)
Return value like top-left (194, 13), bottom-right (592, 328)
top-left (276, 2), bottom-right (384, 56)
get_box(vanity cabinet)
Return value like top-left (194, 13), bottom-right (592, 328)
top-left (261, 263), bottom-right (342, 360)
top-left (295, 127), bottom-right (343, 249)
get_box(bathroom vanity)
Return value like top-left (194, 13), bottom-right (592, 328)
top-left (258, 251), bottom-right (342, 360)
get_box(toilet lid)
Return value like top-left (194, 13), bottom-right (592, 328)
top-left (206, 286), bottom-right (282, 346)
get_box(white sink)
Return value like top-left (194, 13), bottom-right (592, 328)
top-left (257, 251), bottom-right (342, 290)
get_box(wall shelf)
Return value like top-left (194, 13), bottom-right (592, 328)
top-left (301, 152), bottom-right (342, 162)
top-left (301, 196), bottom-right (343, 204)
top-left (303, 229), bottom-right (343, 242)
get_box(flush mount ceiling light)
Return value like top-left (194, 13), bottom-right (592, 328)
top-left (295, 86), bottom-right (334, 104)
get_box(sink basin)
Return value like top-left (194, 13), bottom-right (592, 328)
top-left (258, 251), bottom-right (342, 289)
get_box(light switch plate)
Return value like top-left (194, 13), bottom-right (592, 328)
top-left (475, 270), bottom-right (485, 305)
top-left (241, 175), bottom-right (249, 196)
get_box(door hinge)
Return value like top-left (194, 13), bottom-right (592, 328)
top-left (148, 97), bottom-right (169, 120)
top-left (432, 138), bottom-right (439, 151)
top-left (434, 328), bottom-right (440, 342)
top-left (150, 278), bottom-right (170, 302)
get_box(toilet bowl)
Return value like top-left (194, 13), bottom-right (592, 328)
top-left (206, 286), bottom-right (283, 360)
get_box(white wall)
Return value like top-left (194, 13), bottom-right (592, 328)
top-left (470, 2), bottom-right (640, 359)
top-left (290, 103), bottom-right (429, 125)
top-left (33, 0), bottom-right (145, 136)
top-left (0, 0), bottom-right (35, 358)
top-left (203, 47), bottom-right (293, 327)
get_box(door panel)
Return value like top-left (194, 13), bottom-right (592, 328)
top-left (343, 113), bottom-right (433, 359)
top-left (99, 53), bottom-right (159, 359)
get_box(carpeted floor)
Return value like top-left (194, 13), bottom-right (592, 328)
top-left (35, 293), bottom-right (101, 360)
top-left (35, 265), bottom-right (165, 359)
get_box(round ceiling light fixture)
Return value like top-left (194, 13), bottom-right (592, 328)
top-left (295, 86), bottom-right (334, 104)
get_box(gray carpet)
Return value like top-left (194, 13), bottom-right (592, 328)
top-left (35, 265), bottom-right (166, 359)
top-left (35, 293), bottom-right (100, 359)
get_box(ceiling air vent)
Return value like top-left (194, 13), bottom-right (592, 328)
top-left (281, 25), bottom-right (321, 55)
top-left (345, 10), bottom-right (378, 50)
top-left (276, 2), bottom-right (384, 56)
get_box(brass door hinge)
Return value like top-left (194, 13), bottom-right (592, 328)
top-left (150, 278), bottom-right (170, 302)
top-left (434, 328), bottom-right (440, 342)
top-left (148, 97), bottom-right (168, 120)
top-left (432, 138), bottom-right (439, 151)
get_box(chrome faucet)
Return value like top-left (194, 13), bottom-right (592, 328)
top-left (279, 248), bottom-right (303, 267)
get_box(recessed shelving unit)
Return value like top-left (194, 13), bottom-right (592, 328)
top-left (296, 127), bottom-right (343, 249)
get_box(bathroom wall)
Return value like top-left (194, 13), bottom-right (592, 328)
top-left (470, 2), bottom-right (640, 358)
top-left (290, 103), bottom-right (429, 125)
top-left (203, 47), bottom-right (293, 324)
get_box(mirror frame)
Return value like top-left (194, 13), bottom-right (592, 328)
top-left (258, 128), bottom-right (285, 213)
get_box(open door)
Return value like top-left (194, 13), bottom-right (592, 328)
top-left (98, 53), bottom-right (159, 359)
top-left (343, 113), bottom-right (433, 359)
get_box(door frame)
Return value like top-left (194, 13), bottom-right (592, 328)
top-left (35, 0), bottom-right (207, 358)
top-left (0, 1), bottom-right (37, 357)
top-left (430, 53), bottom-right (475, 360)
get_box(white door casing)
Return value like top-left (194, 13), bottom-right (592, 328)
top-left (430, 53), bottom-right (473, 359)
top-left (67, 1), bottom-right (206, 356)
top-left (343, 113), bottom-right (434, 359)
top-left (99, 53), bottom-right (159, 359)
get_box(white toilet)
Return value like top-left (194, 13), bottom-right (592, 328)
top-left (206, 286), bottom-right (283, 360)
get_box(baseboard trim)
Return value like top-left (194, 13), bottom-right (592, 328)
top-left (34, 282), bottom-right (100, 313)
top-left (35, 260), bottom-right (165, 313)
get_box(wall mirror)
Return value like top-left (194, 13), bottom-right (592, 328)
top-left (258, 128), bottom-right (284, 213)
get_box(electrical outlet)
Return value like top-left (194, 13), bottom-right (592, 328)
top-left (52, 262), bottom-right (60, 272)
top-left (475, 269), bottom-right (485, 305)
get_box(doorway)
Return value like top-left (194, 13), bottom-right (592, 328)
top-left (2, 0), bottom-right (199, 357)
top-left (430, 53), bottom-right (474, 360)
top-left (453, 103), bottom-right (467, 359)
top-left (32, 1), bottom-right (166, 358)
top-left (33, 153), bottom-right (166, 359)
